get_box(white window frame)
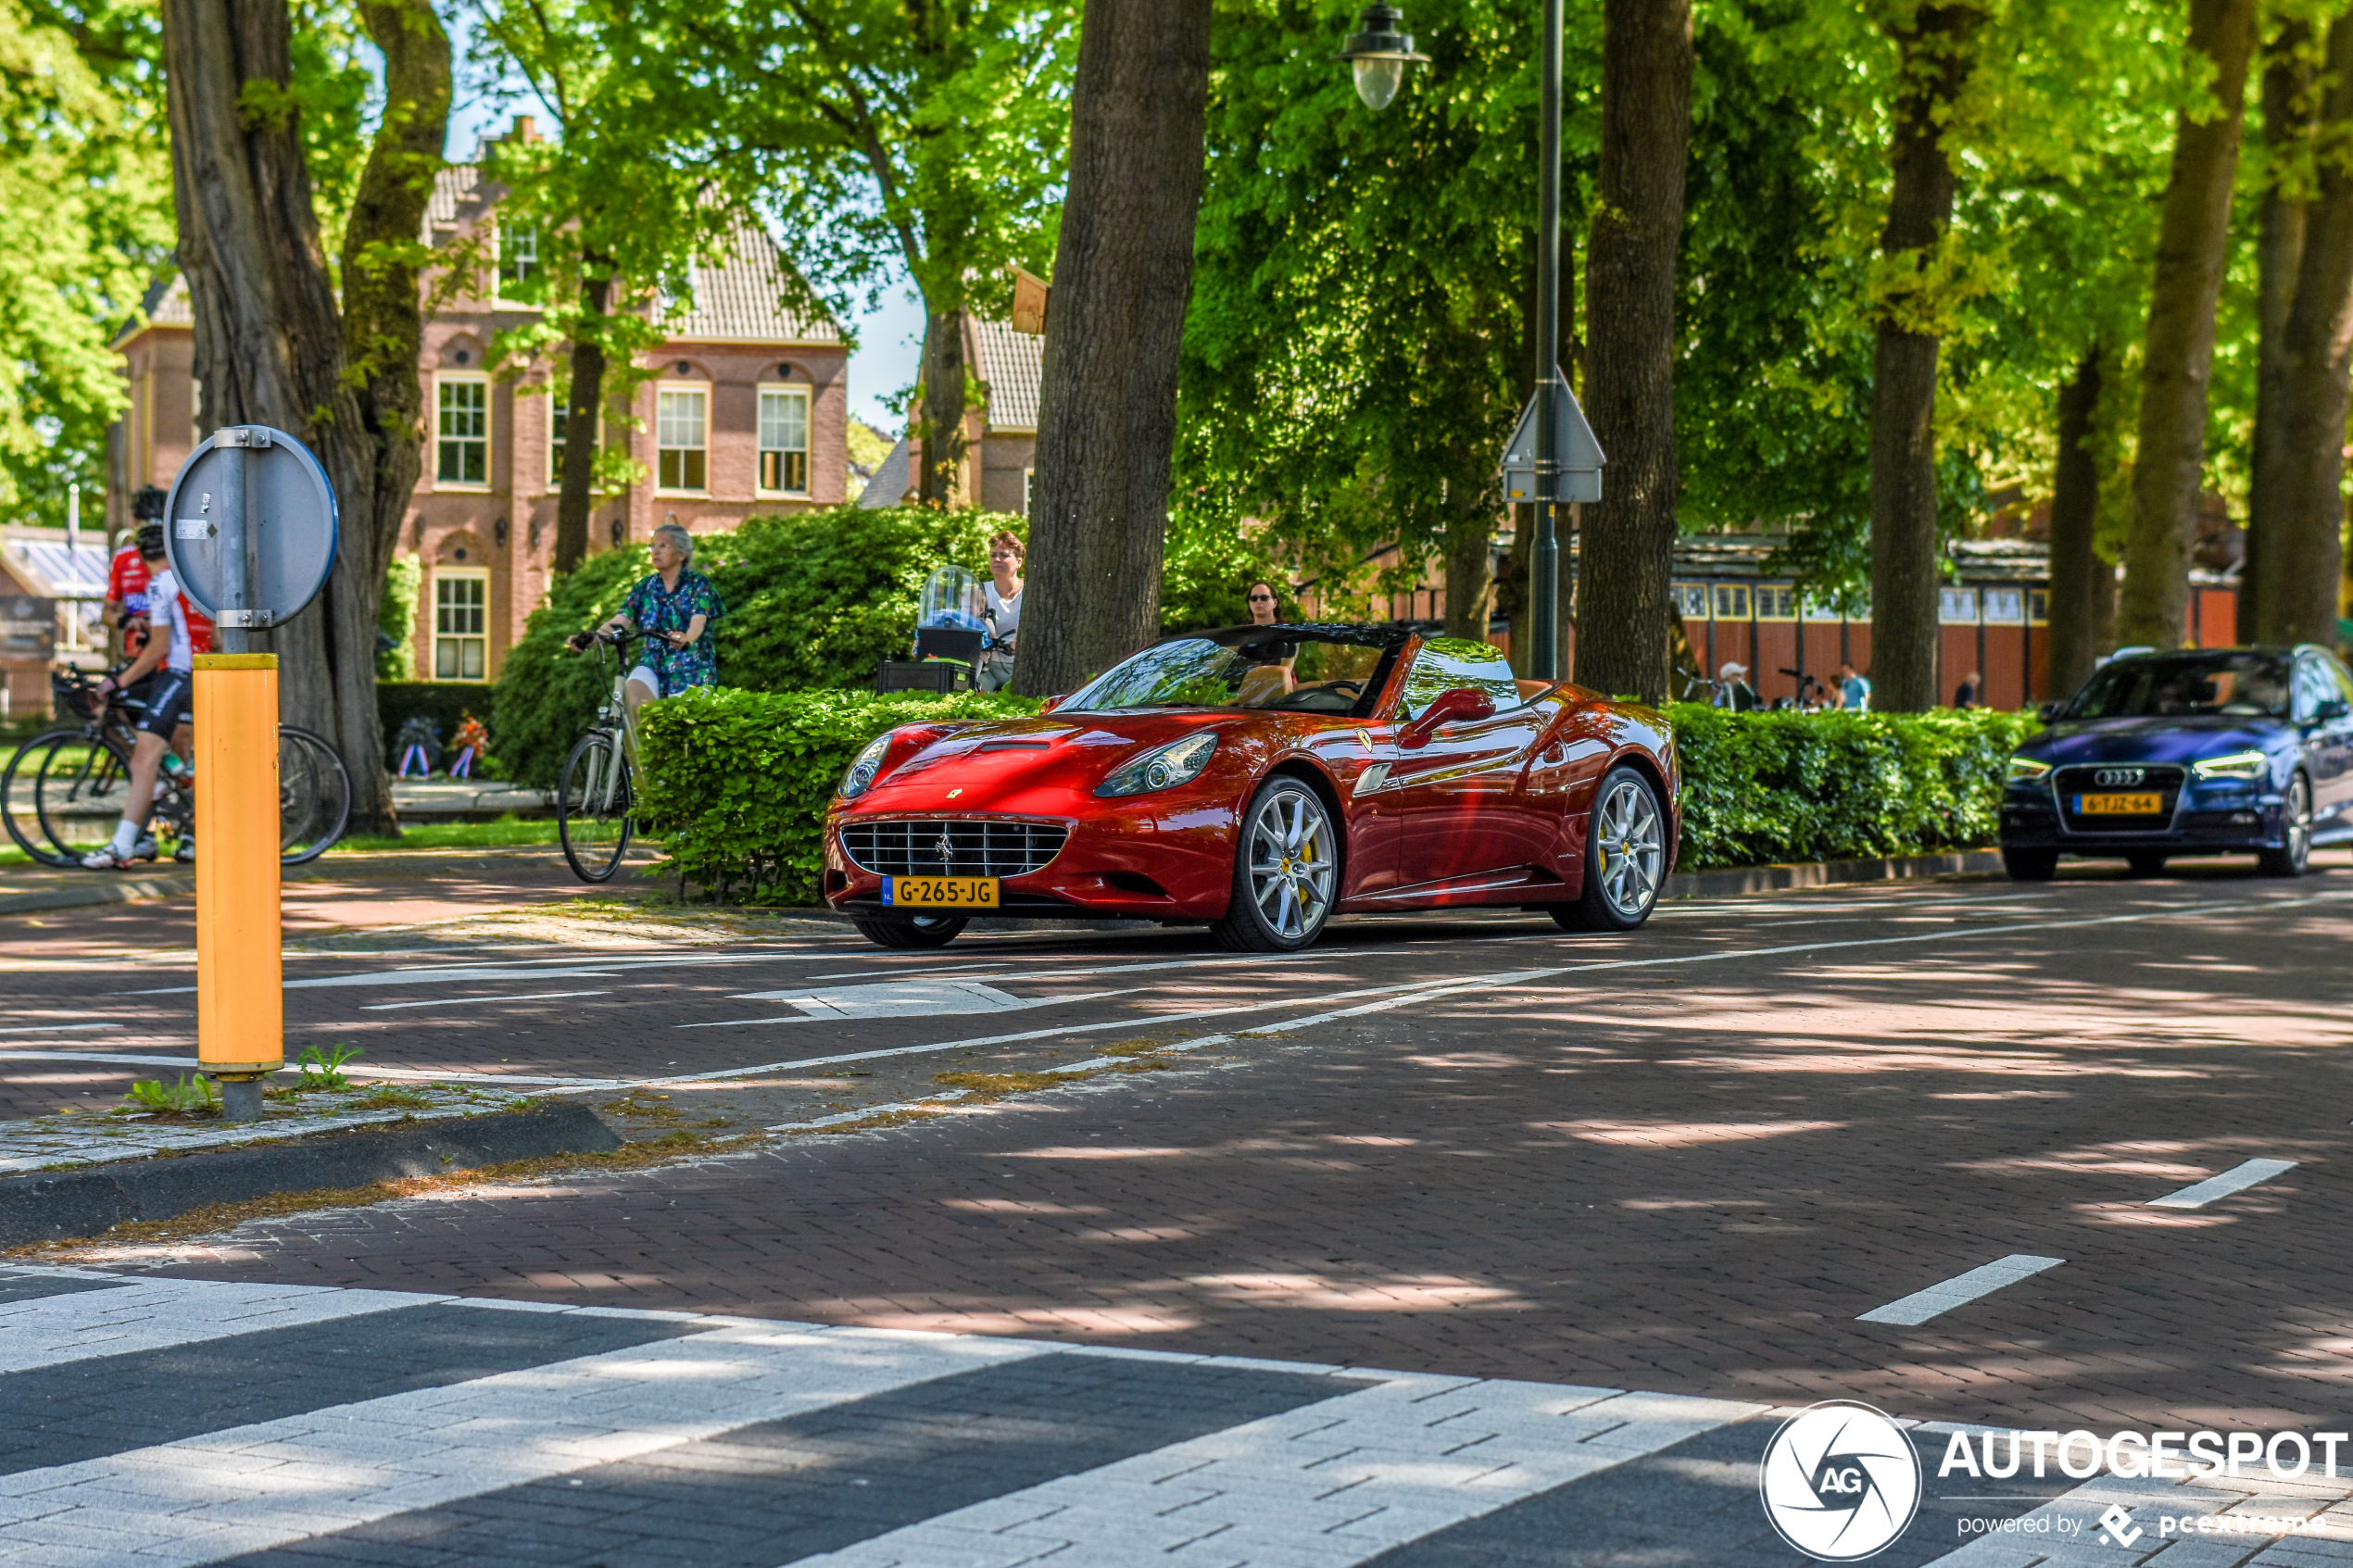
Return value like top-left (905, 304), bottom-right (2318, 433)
top-left (1982, 587), bottom-right (2025, 624)
top-left (435, 374), bottom-right (491, 490)
top-left (1755, 583), bottom-right (1797, 621)
top-left (547, 390), bottom-right (570, 496)
top-left (432, 568), bottom-right (491, 682)
top-left (1023, 467), bottom-right (1035, 513)
top-left (1672, 583), bottom-right (1709, 621)
top-left (497, 221), bottom-right (539, 299)
top-left (1940, 586), bottom-right (1981, 624)
top-left (655, 383), bottom-right (709, 495)
top-left (757, 385), bottom-right (811, 496)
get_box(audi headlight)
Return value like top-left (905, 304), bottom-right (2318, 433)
top-left (839, 734), bottom-right (894, 798)
top-left (2007, 756), bottom-right (2052, 783)
top-left (1096, 732), bottom-right (1219, 797)
top-left (2192, 749), bottom-right (2268, 781)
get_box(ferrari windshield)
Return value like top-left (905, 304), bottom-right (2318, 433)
top-left (2066, 652), bottom-right (2289, 720)
top-left (1063, 628), bottom-right (1396, 714)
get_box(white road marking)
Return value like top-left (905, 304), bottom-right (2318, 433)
top-left (2147, 1157), bottom-right (2298, 1209)
top-left (0, 1319), bottom-right (1053, 1566)
top-left (360, 989), bottom-right (610, 1011)
top-left (799, 1380), bottom-right (1765, 1568)
top-left (733, 980), bottom-right (1120, 1021)
top-left (1856, 1255), bottom-right (2065, 1326)
top-left (0, 1022), bottom-right (119, 1035)
top-left (0, 1277), bottom-right (437, 1374)
top-left (120, 965), bottom-right (624, 997)
top-left (803, 961), bottom-right (1013, 981)
top-left (0, 1050), bottom-right (198, 1067)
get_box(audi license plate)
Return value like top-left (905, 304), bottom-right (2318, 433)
top-left (883, 874), bottom-right (1000, 909)
top-left (2077, 792), bottom-right (2162, 815)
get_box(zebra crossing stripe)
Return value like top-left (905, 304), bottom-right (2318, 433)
top-left (0, 1273), bottom-right (434, 1374)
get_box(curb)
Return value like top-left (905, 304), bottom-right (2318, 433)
top-left (0, 871), bottom-right (194, 915)
top-left (1662, 849), bottom-right (2007, 899)
top-left (0, 1101), bottom-right (619, 1247)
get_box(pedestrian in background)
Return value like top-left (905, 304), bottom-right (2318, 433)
top-left (979, 530), bottom-right (1024, 691)
top-left (1716, 662), bottom-right (1759, 711)
top-left (1838, 660), bottom-right (1871, 711)
top-left (1955, 671), bottom-right (1982, 709)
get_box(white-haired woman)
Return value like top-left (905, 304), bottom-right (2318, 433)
top-left (574, 521), bottom-right (722, 723)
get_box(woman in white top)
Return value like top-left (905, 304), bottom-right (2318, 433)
top-left (83, 523), bottom-right (195, 867)
top-left (979, 530), bottom-right (1023, 692)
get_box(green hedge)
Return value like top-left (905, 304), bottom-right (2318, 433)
top-left (1668, 703), bottom-right (2039, 870)
top-left (635, 685), bottom-right (1043, 902)
top-left (631, 691), bottom-right (2040, 902)
top-left (491, 505), bottom-right (1025, 789)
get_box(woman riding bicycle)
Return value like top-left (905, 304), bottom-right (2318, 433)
top-left (570, 521), bottom-right (721, 724)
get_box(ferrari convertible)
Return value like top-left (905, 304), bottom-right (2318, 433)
top-left (823, 623), bottom-right (1680, 950)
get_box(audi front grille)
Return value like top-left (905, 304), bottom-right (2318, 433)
top-left (841, 818), bottom-right (1070, 878)
top-left (2053, 764), bottom-right (2184, 833)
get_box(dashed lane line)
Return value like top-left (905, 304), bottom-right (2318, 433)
top-left (1856, 1255), bottom-right (2066, 1326)
top-left (360, 988), bottom-right (611, 1011)
top-left (2147, 1157), bottom-right (2300, 1210)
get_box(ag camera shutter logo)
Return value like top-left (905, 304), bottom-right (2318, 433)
top-left (1758, 1400), bottom-right (1922, 1561)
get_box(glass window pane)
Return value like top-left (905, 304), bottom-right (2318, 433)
top-left (1400, 636), bottom-right (1522, 719)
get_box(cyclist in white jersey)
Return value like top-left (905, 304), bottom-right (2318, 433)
top-left (82, 524), bottom-right (195, 868)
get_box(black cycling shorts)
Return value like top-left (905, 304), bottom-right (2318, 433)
top-left (135, 671), bottom-right (193, 739)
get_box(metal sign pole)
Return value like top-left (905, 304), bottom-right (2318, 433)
top-left (1529, 0), bottom-right (1565, 683)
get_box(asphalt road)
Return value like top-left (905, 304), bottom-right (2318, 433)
top-left (6, 852), bottom-right (2349, 1444)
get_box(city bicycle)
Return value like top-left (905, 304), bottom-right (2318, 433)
top-left (2, 670), bottom-right (351, 867)
top-left (555, 625), bottom-right (656, 883)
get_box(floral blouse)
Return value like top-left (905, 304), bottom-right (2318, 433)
top-left (623, 569), bottom-right (723, 696)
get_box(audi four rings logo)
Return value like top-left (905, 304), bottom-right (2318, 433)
top-left (2094, 767), bottom-right (2145, 786)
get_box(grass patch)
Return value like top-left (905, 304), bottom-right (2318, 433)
top-left (931, 1068), bottom-right (1093, 1101)
top-left (600, 1091), bottom-right (684, 1123)
top-left (332, 815), bottom-right (560, 854)
top-left (1094, 1038), bottom-right (1172, 1059)
top-left (348, 1086), bottom-right (434, 1111)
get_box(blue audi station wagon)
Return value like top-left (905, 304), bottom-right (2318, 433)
top-left (1999, 646), bottom-right (2353, 880)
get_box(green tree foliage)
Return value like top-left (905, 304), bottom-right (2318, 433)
top-left (0, 0), bottom-right (170, 527)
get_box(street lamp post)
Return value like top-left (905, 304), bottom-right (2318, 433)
top-left (1337, 0), bottom-right (1579, 682)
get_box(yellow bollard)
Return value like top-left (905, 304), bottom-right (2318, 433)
top-left (195, 653), bottom-right (282, 1113)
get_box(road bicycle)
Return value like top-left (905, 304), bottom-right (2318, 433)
top-left (555, 625), bottom-right (658, 883)
top-left (2, 670), bottom-right (351, 868)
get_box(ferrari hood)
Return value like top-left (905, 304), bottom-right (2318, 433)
top-left (854, 710), bottom-right (1230, 807)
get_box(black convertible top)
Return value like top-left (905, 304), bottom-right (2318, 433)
top-left (1179, 621), bottom-right (1424, 651)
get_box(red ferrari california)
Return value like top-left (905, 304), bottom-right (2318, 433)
top-left (823, 624), bottom-right (1679, 951)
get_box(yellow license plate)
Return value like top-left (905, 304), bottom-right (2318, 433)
top-left (2077, 792), bottom-right (2162, 815)
top-left (883, 874), bottom-right (1000, 909)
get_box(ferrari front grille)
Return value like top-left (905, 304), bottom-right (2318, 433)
top-left (841, 818), bottom-right (1069, 878)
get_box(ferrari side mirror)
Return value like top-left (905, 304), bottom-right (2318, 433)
top-left (1399, 685), bottom-right (1496, 750)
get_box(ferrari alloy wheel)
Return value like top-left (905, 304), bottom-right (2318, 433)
top-left (1214, 779), bottom-right (1338, 951)
top-left (1556, 767), bottom-right (1665, 932)
top-left (852, 913), bottom-right (969, 949)
top-left (2260, 772), bottom-right (2312, 878)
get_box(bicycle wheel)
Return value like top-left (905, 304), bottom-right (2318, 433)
top-left (558, 731), bottom-right (634, 882)
top-left (31, 732), bottom-right (135, 864)
top-left (4, 730), bottom-right (84, 866)
top-left (278, 726), bottom-right (352, 865)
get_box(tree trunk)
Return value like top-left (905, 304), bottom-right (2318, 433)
top-left (2259, 13), bottom-right (2353, 646)
top-left (2243, 19), bottom-right (2314, 644)
top-left (163, 0), bottom-right (377, 760)
top-left (1013, 0), bottom-right (1212, 696)
top-left (2120, 0), bottom-right (2258, 648)
top-left (2046, 345), bottom-right (2104, 699)
top-left (1868, 3), bottom-right (1980, 714)
top-left (1573, 0), bottom-right (1692, 706)
top-left (334, 0), bottom-right (449, 835)
top-left (1441, 486), bottom-right (1491, 640)
top-left (555, 269), bottom-right (612, 574)
top-left (916, 307), bottom-right (971, 505)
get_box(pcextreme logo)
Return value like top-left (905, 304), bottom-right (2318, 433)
top-left (1758, 1401), bottom-right (1923, 1562)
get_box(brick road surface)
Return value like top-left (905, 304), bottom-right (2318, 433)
top-left (13, 857), bottom-right (2349, 1451)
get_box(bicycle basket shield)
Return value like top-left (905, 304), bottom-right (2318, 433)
top-left (918, 566), bottom-right (987, 633)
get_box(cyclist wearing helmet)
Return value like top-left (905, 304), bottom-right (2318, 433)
top-left (82, 522), bottom-right (197, 868)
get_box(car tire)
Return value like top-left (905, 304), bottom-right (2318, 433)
top-left (2126, 851), bottom-right (2168, 876)
top-left (1212, 777), bottom-right (1340, 952)
top-left (2259, 772), bottom-right (2312, 878)
top-left (1554, 766), bottom-right (1667, 933)
top-left (851, 913), bottom-right (969, 949)
top-left (2001, 847), bottom-right (2058, 882)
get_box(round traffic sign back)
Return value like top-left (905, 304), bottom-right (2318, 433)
top-left (162, 426), bottom-right (339, 628)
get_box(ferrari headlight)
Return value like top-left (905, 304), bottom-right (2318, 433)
top-left (2006, 756), bottom-right (2052, 783)
top-left (839, 734), bottom-right (894, 798)
top-left (2192, 749), bottom-right (2268, 781)
top-left (1097, 732), bottom-right (1219, 797)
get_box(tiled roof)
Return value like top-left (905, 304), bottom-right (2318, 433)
top-left (970, 318), bottom-right (1040, 430)
top-left (668, 216), bottom-right (838, 345)
top-left (427, 163), bottom-right (483, 228)
top-left (2, 528), bottom-right (111, 598)
top-left (857, 437), bottom-right (912, 508)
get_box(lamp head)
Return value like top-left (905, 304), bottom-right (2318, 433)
top-left (1332, 3), bottom-right (1429, 111)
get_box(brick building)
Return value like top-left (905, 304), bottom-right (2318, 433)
top-left (110, 125), bottom-right (849, 684)
top-left (860, 317), bottom-right (1038, 514)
